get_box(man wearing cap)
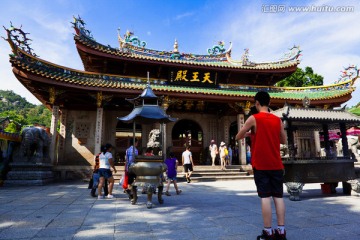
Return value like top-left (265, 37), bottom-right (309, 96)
top-left (209, 140), bottom-right (218, 166)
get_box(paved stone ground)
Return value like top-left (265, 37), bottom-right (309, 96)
top-left (0, 180), bottom-right (360, 239)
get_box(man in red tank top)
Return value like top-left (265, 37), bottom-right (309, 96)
top-left (236, 91), bottom-right (287, 240)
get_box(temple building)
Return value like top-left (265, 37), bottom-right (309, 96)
top-left (3, 16), bottom-right (359, 179)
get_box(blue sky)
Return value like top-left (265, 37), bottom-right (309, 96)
top-left (1, 0), bottom-right (360, 107)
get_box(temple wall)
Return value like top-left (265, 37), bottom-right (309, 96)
top-left (54, 109), bottom-right (239, 179)
top-left (58, 109), bottom-right (238, 164)
top-left (62, 110), bottom-right (97, 165)
top-left (170, 112), bottom-right (213, 145)
top-left (105, 111), bottom-right (121, 148)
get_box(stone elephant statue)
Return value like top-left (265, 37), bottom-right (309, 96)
top-left (20, 126), bottom-right (51, 163)
top-left (336, 136), bottom-right (360, 158)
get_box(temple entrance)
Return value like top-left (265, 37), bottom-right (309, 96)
top-left (229, 121), bottom-right (239, 165)
top-left (115, 122), bottom-right (142, 165)
top-left (171, 119), bottom-right (204, 165)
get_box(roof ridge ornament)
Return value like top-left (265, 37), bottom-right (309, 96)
top-left (124, 30), bottom-right (146, 48)
top-left (335, 65), bottom-right (359, 85)
top-left (2, 22), bottom-right (38, 57)
top-left (72, 15), bottom-right (94, 40)
top-left (281, 45), bottom-right (302, 62)
top-left (227, 45), bottom-right (301, 67)
top-left (302, 96), bottom-right (310, 108)
top-left (173, 39), bottom-right (179, 53)
top-left (241, 48), bottom-right (254, 66)
top-left (170, 39), bottom-right (181, 59)
top-left (207, 41), bottom-right (226, 55)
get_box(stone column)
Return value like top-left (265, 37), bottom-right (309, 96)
top-left (314, 131), bottom-right (321, 157)
top-left (237, 114), bottom-right (246, 165)
top-left (322, 124), bottom-right (330, 157)
top-left (50, 105), bottom-right (59, 165)
top-left (209, 119), bottom-right (218, 144)
top-left (223, 118), bottom-right (229, 145)
top-left (95, 92), bottom-right (104, 154)
top-left (95, 107), bottom-right (104, 155)
top-left (340, 123), bottom-right (349, 158)
top-left (162, 123), bottom-right (167, 159)
top-left (286, 120), bottom-right (295, 159)
top-left (58, 109), bottom-right (67, 164)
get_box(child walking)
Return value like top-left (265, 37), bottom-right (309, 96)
top-left (164, 152), bottom-right (182, 196)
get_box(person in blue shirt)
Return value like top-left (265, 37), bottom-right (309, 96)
top-left (125, 138), bottom-right (139, 204)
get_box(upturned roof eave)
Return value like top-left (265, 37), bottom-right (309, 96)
top-left (8, 49), bottom-right (354, 108)
top-left (74, 37), bottom-right (299, 74)
top-left (12, 65), bottom-right (353, 108)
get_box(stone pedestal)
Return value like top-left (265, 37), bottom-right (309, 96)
top-left (5, 162), bottom-right (54, 186)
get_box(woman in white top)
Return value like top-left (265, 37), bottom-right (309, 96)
top-left (209, 140), bottom-right (218, 166)
top-left (97, 143), bottom-right (117, 199)
top-left (219, 142), bottom-right (227, 170)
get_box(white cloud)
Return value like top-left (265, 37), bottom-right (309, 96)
top-left (174, 11), bottom-right (195, 21)
top-left (0, 1), bottom-right (83, 104)
top-left (218, 0), bottom-right (360, 106)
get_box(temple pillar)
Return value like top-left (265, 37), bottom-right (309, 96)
top-left (314, 131), bottom-right (321, 157)
top-left (237, 114), bottom-right (246, 165)
top-left (285, 120), bottom-right (295, 160)
top-left (50, 105), bottom-right (59, 165)
top-left (223, 118), bottom-right (229, 145)
top-left (95, 107), bottom-right (104, 155)
top-left (58, 109), bottom-right (67, 164)
top-left (209, 119), bottom-right (218, 145)
top-left (340, 123), bottom-right (349, 158)
top-left (298, 139), bottom-right (303, 157)
top-left (322, 124), bottom-right (330, 157)
top-left (94, 92), bottom-right (104, 154)
top-left (162, 123), bottom-right (166, 159)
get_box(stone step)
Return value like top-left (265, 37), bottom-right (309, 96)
top-left (111, 165), bottom-right (253, 182)
top-left (186, 171), bottom-right (248, 176)
top-left (178, 175), bottom-right (254, 183)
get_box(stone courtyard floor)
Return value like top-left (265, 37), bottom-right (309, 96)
top-left (1, 179), bottom-right (360, 239)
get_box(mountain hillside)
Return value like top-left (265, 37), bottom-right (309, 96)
top-left (0, 90), bottom-right (51, 131)
top-left (0, 90), bottom-right (35, 111)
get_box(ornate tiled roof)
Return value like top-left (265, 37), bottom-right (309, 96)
top-left (7, 49), bottom-right (356, 102)
top-left (2, 21), bottom-right (357, 106)
top-left (274, 106), bottom-right (360, 122)
top-left (273, 106), bottom-right (360, 130)
top-left (72, 16), bottom-right (300, 70)
top-left (0, 130), bottom-right (21, 142)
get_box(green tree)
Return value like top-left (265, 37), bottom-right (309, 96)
top-left (0, 110), bottom-right (27, 126)
top-left (4, 122), bottom-right (18, 133)
top-left (0, 90), bottom-right (52, 131)
top-left (276, 67), bottom-right (323, 87)
top-left (349, 107), bottom-right (360, 116)
top-left (26, 105), bottom-right (52, 127)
